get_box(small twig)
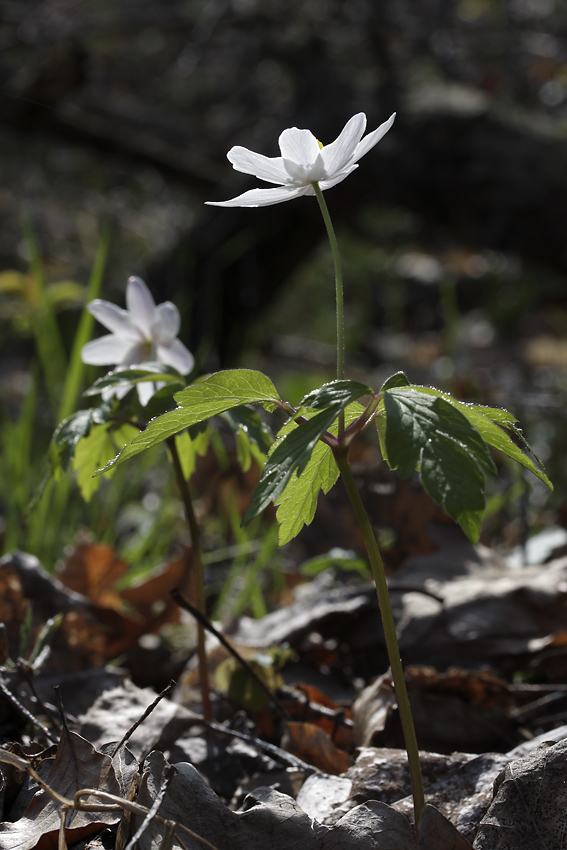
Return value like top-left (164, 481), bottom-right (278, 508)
top-left (123, 764), bottom-right (175, 850)
top-left (0, 676), bottom-right (57, 744)
top-left (171, 589), bottom-right (292, 720)
top-left (16, 666), bottom-right (62, 733)
top-left (202, 718), bottom-right (316, 774)
top-left (282, 684), bottom-right (353, 729)
top-left (111, 681), bottom-right (176, 757)
top-left (167, 436), bottom-right (212, 722)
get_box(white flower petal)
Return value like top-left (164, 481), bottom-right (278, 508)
top-left (102, 383), bottom-right (132, 402)
top-left (126, 276), bottom-right (156, 338)
top-left (206, 185), bottom-right (309, 207)
top-left (81, 335), bottom-right (137, 365)
top-left (320, 113), bottom-right (366, 175)
top-left (157, 339), bottom-right (195, 374)
top-left (319, 163), bottom-right (359, 191)
top-left (278, 128), bottom-right (321, 169)
top-left (282, 153), bottom-right (327, 183)
top-left (227, 147), bottom-right (290, 185)
top-left (352, 113), bottom-right (396, 163)
top-left (87, 300), bottom-right (140, 338)
top-left (136, 381), bottom-right (158, 406)
top-left (152, 302), bottom-right (180, 344)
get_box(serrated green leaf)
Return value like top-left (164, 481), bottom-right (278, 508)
top-left (51, 403), bottom-right (115, 469)
top-left (175, 369), bottom-right (280, 412)
top-left (243, 405), bottom-right (343, 524)
top-left (274, 403), bottom-right (364, 546)
top-left (84, 362), bottom-right (185, 396)
top-left (384, 389), bottom-right (497, 477)
top-left (97, 369), bottom-right (281, 474)
top-left (300, 379), bottom-right (373, 410)
top-left (419, 437), bottom-right (485, 541)
top-left (72, 422), bottom-right (138, 501)
top-left (380, 371), bottom-right (411, 391)
top-left (385, 384), bottom-right (552, 489)
top-left (221, 406), bottom-right (273, 456)
top-left (382, 389), bottom-right (496, 541)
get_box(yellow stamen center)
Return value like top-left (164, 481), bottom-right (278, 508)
top-left (317, 139), bottom-right (324, 149)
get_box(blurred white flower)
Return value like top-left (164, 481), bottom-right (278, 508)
top-left (81, 275), bottom-right (194, 406)
top-left (206, 112), bottom-right (395, 208)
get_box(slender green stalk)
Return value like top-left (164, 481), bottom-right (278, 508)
top-left (58, 226), bottom-right (110, 423)
top-left (312, 183), bottom-right (346, 430)
top-left (334, 447), bottom-right (425, 828)
top-left (167, 437), bottom-right (212, 721)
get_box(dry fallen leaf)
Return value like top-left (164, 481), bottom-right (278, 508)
top-left (417, 804), bottom-right (474, 849)
top-left (57, 540), bottom-right (128, 610)
top-left (353, 667), bottom-right (516, 754)
top-left (0, 731), bottom-right (137, 850)
top-left (281, 721), bottom-right (353, 775)
top-left (134, 751), bottom-right (416, 850)
top-left (474, 738), bottom-right (567, 849)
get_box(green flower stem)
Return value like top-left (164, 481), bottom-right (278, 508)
top-left (167, 436), bottom-right (212, 722)
top-left (333, 447), bottom-right (425, 827)
top-left (312, 182), bottom-right (345, 434)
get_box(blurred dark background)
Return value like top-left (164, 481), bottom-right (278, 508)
top-left (2, 0), bottom-right (567, 360)
top-left (2, 0), bottom-right (567, 561)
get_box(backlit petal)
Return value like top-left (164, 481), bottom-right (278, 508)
top-left (126, 276), bottom-right (156, 338)
top-left (87, 300), bottom-right (140, 338)
top-left (227, 147), bottom-right (290, 184)
top-left (206, 185), bottom-right (309, 207)
top-left (152, 302), bottom-right (180, 344)
top-left (81, 335), bottom-right (136, 365)
top-left (102, 383), bottom-right (132, 402)
top-left (352, 113), bottom-right (396, 163)
top-left (136, 381), bottom-right (158, 406)
top-left (318, 164), bottom-right (359, 191)
top-left (282, 153), bottom-right (327, 183)
top-left (278, 128), bottom-right (321, 169)
top-left (320, 113), bottom-right (366, 175)
top-left (157, 339), bottom-right (195, 374)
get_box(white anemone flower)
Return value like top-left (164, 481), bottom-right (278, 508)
top-left (81, 276), bottom-right (194, 406)
top-left (206, 112), bottom-right (395, 208)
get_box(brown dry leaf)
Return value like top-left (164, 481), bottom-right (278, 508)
top-left (281, 721), bottom-right (353, 775)
top-left (120, 547), bottom-right (191, 622)
top-left (134, 751), bottom-right (415, 850)
top-left (417, 804), bottom-right (474, 849)
top-left (0, 731), bottom-right (137, 850)
top-left (354, 665), bottom-right (517, 754)
top-left (474, 738), bottom-right (567, 849)
top-left (283, 684), bottom-right (354, 750)
top-left (232, 531), bottom-right (567, 680)
top-left (57, 540), bottom-right (128, 609)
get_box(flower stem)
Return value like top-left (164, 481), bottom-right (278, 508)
top-left (333, 447), bottom-right (425, 828)
top-left (312, 182), bottom-right (345, 432)
top-left (167, 436), bottom-right (212, 721)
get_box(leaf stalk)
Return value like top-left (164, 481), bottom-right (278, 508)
top-left (167, 436), bottom-right (212, 721)
top-left (333, 447), bottom-right (425, 827)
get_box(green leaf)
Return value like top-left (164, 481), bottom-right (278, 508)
top-left (51, 403), bottom-right (115, 470)
top-left (243, 381), bottom-right (372, 532)
top-left (242, 405), bottom-right (341, 524)
top-left (386, 384), bottom-right (552, 489)
top-left (84, 362), bottom-right (186, 396)
top-left (221, 405), bottom-right (273, 471)
top-left (72, 422), bottom-right (138, 501)
top-left (380, 371), bottom-right (411, 391)
top-left (173, 426), bottom-right (211, 481)
top-left (300, 379), bottom-right (373, 409)
top-left (382, 389), bottom-right (496, 541)
top-left (301, 548), bottom-right (370, 577)
top-left (274, 403), bottom-right (364, 546)
top-left (97, 369), bottom-right (281, 474)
